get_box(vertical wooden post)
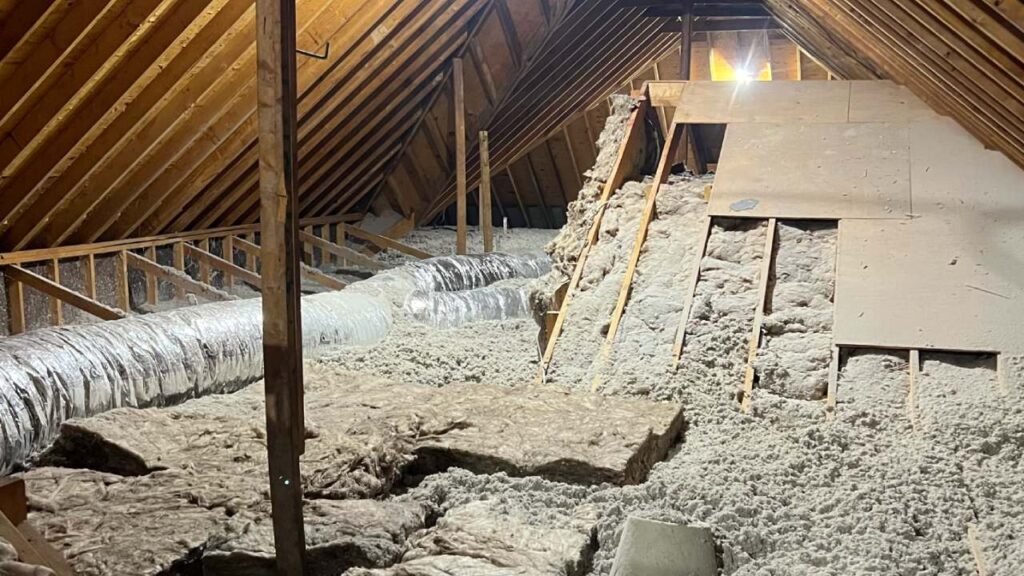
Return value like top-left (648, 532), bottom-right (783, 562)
top-left (244, 234), bottom-right (256, 272)
top-left (5, 276), bottom-right (25, 335)
top-left (479, 131), bottom-right (493, 253)
top-left (454, 58), bottom-right (468, 255)
top-left (223, 236), bottom-right (235, 288)
top-left (173, 242), bottom-right (187, 299)
top-left (199, 239), bottom-right (211, 283)
top-left (302, 226), bottom-right (314, 265)
top-left (338, 224), bottom-right (347, 267)
top-left (144, 247), bottom-right (158, 305)
top-left (49, 258), bottom-right (63, 326)
top-left (83, 254), bottom-right (97, 300)
top-left (679, 2), bottom-right (693, 81)
top-left (255, 0), bottom-right (306, 572)
top-left (117, 250), bottom-right (131, 311)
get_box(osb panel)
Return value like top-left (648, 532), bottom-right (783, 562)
top-left (710, 122), bottom-right (910, 219)
top-left (848, 81), bottom-right (936, 123)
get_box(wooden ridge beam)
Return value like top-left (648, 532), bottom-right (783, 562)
top-left (124, 250), bottom-right (237, 302)
top-left (3, 264), bottom-right (126, 322)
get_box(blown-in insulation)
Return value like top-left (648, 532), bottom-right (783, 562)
top-left (0, 252), bottom-right (549, 473)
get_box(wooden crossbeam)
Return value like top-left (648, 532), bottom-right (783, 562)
top-left (660, 17), bottom-right (779, 32)
top-left (124, 251), bottom-right (237, 302)
top-left (299, 230), bottom-right (385, 271)
top-left (740, 218), bottom-right (777, 414)
top-left (343, 225), bottom-right (432, 260)
top-left (536, 98), bottom-right (650, 385)
top-left (4, 265), bottom-right (126, 322)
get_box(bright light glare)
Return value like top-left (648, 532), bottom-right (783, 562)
top-left (735, 68), bottom-right (753, 83)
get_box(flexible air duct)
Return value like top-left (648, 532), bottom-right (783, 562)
top-left (0, 252), bottom-right (549, 473)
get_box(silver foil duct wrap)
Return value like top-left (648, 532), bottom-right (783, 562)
top-left (404, 285), bottom-right (533, 329)
top-left (0, 252), bottom-right (550, 473)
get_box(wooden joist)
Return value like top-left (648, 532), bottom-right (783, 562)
top-left (124, 251), bottom-right (237, 302)
top-left (671, 215), bottom-right (713, 369)
top-left (4, 264), bottom-right (126, 322)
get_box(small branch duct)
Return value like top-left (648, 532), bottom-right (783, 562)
top-left (0, 252), bottom-right (550, 473)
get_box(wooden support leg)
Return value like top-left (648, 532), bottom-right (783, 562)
top-left (223, 236), bottom-right (235, 288)
top-left (49, 258), bottom-right (63, 326)
top-left (255, 0), bottom-right (306, 571)
top-left (337, 224), bottom-right (347, 267)
top-left (117, 250), bottom-right (131, 312)
top-left (479, 131), bottom-right (493, 253)
top-left (199, 239), bottom-right (211, 284)
top-left (144, 247), bottom-right (158, 305)
top-left (173, 242), bottom-right (187, 299)
top-left (83, 254), bottom-right (97, 300)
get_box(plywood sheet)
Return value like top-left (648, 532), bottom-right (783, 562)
top-left (834, 118), bottom-right (1024, 353)
top-left (673, 80), bottom-right (850, 124)
top-left (849, 80), bottom-right (937, 123)
top-left (708, 122), bottom-right (911, 219)
top-left (834, 218), bottom-right (1024, 353)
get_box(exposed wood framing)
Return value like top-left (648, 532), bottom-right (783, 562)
top-left (454, 58), bottom-right (468, 254)
top-left (342, 225), bottom-right (433, 260)
top-left (671, 215), bottom-right (712, 369)
top-left (536, 97), bottom-right (649, 384)
top-left (5, 272), bottom-right (25, 335)
top-left (479, 131), bottom-right (494, 252)
top-left (591, 120), bottom-right (683, 391)
top-left (299, 231), bottom-right (385, 271)
top-left (124, 251), bottom-right (237, 302)
top-left (4, 265), bottom-right (125, 322)
top-left (183, 243), bottom-right (262, 288)
top-left (233, 233), bottom-right (349, 290)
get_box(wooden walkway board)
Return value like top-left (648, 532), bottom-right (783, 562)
top-left (709, 122), bottom-right (911, 220)
top-left (673, 81), bottom-right (850, 124)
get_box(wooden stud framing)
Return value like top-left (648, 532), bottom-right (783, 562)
top-left (4, 265), bottom-right (126, 321)
top-left (591, 120), bottom-right (683, 391)
top-left (342, 226), bottom-right (432, 260)
top-left (83, 254), bottom-right (97, 301)
top-left (125, 251), bottom-right (236, 302)
top-left (183, 243), bottom-right (262, 289)
top-left (300, 231), bottom-right (385, 271)
top-left (536, 98), bottom-right (649, 384)
top-left (671, 215), bottom-right (713, 369)
top-left (454, 58), bottom-right (468, 255)
top-left (255, 0), bottom-right (306, 571)
top-left (117, 250), bottom-right (131, 312)
top-left (223, 235), bottom-right (235, 288)
top-left (479, 131), bottom-right (494, 253)
top-left (173, 242), bottom-right (187, 299)
top-left (233, 233), bottom-right (346, 290)
top-left (740, 218), bottom-right (777, 414)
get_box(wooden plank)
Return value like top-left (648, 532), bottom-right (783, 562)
top-left (826, 345), bottom-right (840, 418)
top-left (479, 131), bottom-right (494, 253)
top-left (454, 58), bottom-right (468, 255)
top-left (848, 80), bottom-right (936, 122)
top-left (0, 510), bottom-right (51, 571)
top-left (300, 231), bottom-right (385, 271)
top-left (255, 0), bottom-right (306, 571)
top-left (671, 215), bottom-right (712, 369)
top-left (343, 226), bottom-right (432, 260)
top-left (223, 235), bottom-right (235, 288)
top-left (124, 251), bottom-right (237, 302)
top-left (18, 520), bottom-right (74, 575)
top-left (300, 264), bottom-right (347, 291)
top-left (591, 122), bottom-right (683, 391)
top-left (740, 218), bottom-right (776, 414)
top-left (5, 265), bottom-right (26, 334)
top-left (536, 99), bottom-right (649, 384)
top-left (4, 265), bottom-right (125, 322)
top-left (183, 243), bottom-right (262, 289)
top-left (173, 242), bottom-right (187, 299)
top-left (709, 122), bottom-right (911, 220)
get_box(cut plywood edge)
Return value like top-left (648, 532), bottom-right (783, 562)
top-left (673, 80), bottom-right (850, 124)
top-left (710, 122), bottom-right (911, 220)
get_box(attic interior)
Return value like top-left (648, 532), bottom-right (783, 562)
top-left (0, 0), bottom-right (1022, 574)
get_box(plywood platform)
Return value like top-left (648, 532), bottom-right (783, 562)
top-left (709, 122), bottom-right (911, 219)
